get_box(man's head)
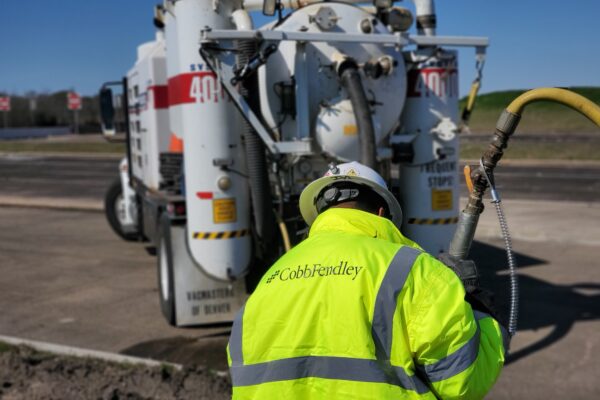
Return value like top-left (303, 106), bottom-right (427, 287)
top-left (299, 161), bottom-right (403, 228)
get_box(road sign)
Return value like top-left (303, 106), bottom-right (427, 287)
top-left (67, 92), bottom-right (82, 110)
top-left (0, 97), bottom-right (10, 112)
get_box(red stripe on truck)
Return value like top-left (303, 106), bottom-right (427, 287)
top-left (167, 72), bottom-right (226, 106)
top-left (196, 192), bottom-right (213, 200)
top-left (149, 85), bottom-right (169, 109)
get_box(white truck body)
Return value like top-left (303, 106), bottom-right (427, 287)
top-left (101, 0), bottom-right (488, 326)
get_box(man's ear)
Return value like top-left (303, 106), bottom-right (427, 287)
top-left (378, 207), bottom-right (385, 217)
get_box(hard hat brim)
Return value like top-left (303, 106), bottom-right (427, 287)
top-left (299, 174), bottom-right (403, 228)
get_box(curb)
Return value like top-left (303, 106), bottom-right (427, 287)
top-left (0, 335), bottom-right (182, 371)
top-left (0, 196), bottom-right (103, 212)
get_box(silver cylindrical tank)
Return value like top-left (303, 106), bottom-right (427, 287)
top-left (165, 0), bottom-right (251, 280)
top-left (398, 49), bottom-right (460, 254)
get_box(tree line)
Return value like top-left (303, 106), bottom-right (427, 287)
top-left (0, 91), bottom-right (101, 133)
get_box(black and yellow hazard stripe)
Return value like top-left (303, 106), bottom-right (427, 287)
top-left (193, 229), bottom-right (249, 240)
top-left (407, 217), bottom-right (459, 225)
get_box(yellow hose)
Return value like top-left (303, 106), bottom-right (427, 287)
top-left (278, 221), bottom-right (291, 252)
top-left (274, 210), bottom-right (292, 252)
top-left (466, 80), bottom-right (481, 111)
top-left (505, 88), bottom-right (600, 126)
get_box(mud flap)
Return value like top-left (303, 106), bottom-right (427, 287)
top-left (165, 221), bottom-right (247, 326)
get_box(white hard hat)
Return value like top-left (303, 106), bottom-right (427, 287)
top-left (299, 161), bottom-right (403, 228)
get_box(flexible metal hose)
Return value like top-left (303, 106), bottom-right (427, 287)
top-left (492, 200), bottom-right (518, 336)
top-left (237, 40), bottom-right (276, 246)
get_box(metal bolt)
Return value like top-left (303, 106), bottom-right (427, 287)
top-left (217, 176), bottom-right (232, 191)
top-left (328, 162), bottom-right (340, 175)
top-left (360, 19), bottom-right (372, 34)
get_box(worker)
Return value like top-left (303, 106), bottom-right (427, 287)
top-left (227, 161), bottom-right (508, 399)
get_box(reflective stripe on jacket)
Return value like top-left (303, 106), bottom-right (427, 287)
top-left (228, 208), bottom-right (507, 399)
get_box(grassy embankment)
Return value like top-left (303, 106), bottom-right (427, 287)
top-left (460, 87), bottom-right (600, 160)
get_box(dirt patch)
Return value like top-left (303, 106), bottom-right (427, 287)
top-left (0, 344), bottom-right (231, 399)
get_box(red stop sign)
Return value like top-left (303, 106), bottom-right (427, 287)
top-left (0, 97), bottom-right (10, 111)
top-left (67, 92), bottom-right (82, 110)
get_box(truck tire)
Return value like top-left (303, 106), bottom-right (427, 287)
top-left (156, 214), bottom-right (176, 326)
top-left (104, 178), bottom-right (138, 241)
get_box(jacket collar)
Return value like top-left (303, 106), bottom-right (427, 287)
top-left (309, 208), bottom-right (422, 249)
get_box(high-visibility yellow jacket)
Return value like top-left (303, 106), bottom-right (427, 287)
top-left (228, 208), bottom-right (507, 399)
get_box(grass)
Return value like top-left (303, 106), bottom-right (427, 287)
top-left (0, 141), bottom-right (125, 154)
top-left (461, 141), bottom-right (600, 161)
top-left (160, 363), bottom-right (176, 378)
top-left (461, 87), bottom-right (600, 134)
top-left (0, 341), bottom-right (14, 353)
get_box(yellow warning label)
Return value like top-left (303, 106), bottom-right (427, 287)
top-left (193, 229), bottom-right (248, 239)
top-left (431, 189), bottom-right (453, 211)
top-left (343, 124), bottom-right (358, 136)
top-left (213, 198), bottom-right (236, 223)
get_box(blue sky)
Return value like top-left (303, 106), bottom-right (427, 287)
top-left (1, 0), bottom-right (598, 97)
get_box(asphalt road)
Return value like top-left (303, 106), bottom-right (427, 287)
top-left (0, 154), bottom-right (118, 200)
top-left (491, 164), bottom-right (600, 202)
top-left (0, 207), bottom-right (230, 370)
top-left (0, 127), bottom-right (71, 139)
top-left (1, 154), bottom-right (599, 202)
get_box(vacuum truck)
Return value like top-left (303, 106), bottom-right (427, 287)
top-left (99, 0), bottom-right (490, 327)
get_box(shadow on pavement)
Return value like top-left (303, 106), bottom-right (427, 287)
top-left (471, 240), bottom-right (600, 364)
top-left (120, 331), bottom-right (231, 370)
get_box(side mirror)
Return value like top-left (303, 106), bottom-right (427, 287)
top-left (263, 0), bottom-right (277, 16)
top-left (100, 87), bottom-right (116, 136)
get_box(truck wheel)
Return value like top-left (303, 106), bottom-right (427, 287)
top-left (157, 214), bottom-right (176, 326)
top-left (104, 178), bottom-right (138, 241)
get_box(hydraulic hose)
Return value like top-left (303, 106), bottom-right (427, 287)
top-left (275, 210), bottom-right (292, 252)
top-left (237, 40), bottom-right (277, 248)
top-left (460, 79), bottom-right (481, 128)
top-left (449, 87), bottom-right (600, 338)
top-left (506, 88), bottom-right (600, 122)
top-left (339, 63), bottom-right (378, 170)
top-left (452, 88), bottom-right (600, 259)
top-left (482, 88), bottom-right (600, 173)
